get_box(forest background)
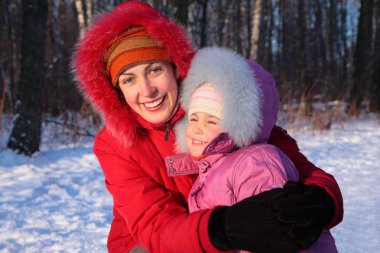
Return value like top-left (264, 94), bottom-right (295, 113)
top-left (0, 0), bottom-right (379, 156)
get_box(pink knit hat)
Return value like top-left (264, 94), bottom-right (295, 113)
top-left (188, 83), bottom-right (223, 119)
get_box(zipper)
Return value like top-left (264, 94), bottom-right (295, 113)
top-left (164, 122), bottom-right (171, 141)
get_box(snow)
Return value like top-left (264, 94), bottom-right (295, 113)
top-left (288, 117), bottom-right (380, 253)
top-left (1, 117), bottom-right (379, 253)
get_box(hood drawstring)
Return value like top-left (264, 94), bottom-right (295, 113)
top-left (164, 103), bottom-right (181, 142)
top-left (164, 122), bottom-right (171, 141)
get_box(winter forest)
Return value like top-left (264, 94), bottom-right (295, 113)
top-left (1, 1), bottom-right (380, 252)
top-left (0, 0), bottom-right (379, 156)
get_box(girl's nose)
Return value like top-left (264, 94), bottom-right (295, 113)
top-left (140, 78), bottom-right (157, 97)
top-left (192, 124), bottom-right (203, 134)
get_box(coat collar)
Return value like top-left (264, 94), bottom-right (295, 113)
top-left (166, 133), bottom-right (236, 177)
top-left (133, 104), bottom-right (184, 131)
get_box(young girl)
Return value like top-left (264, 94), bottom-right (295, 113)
top-left (166, 47), bottom-right (338, 253)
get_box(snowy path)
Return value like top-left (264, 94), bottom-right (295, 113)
top-left (0, 119), bottom-right (379, 252)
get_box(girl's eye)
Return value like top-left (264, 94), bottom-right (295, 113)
top-left (207, 121), bottom-right (217, 125)
top-left (190, 117), bottom-right (198, 122)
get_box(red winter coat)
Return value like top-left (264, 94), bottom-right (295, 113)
top-left (73, 2), bottom-right (343, 252)
top-left (94, 121), bottom-right (343, 253)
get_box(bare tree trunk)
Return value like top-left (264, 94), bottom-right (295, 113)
top-left (7, 0), bottom-right (48, 156)
top-left (238, 0), bottom-right (251, 58)
top-left (172, 0), bottom-right (190, 25)
top-left (0, 63), bottom-right (9, 138)
top-left (188, 0), bottom-right (206, 48)
top-left (205, 0), bottom-right (220, 46)
top-left (279, 0), bottom-right (299, 93)
top-left (255, 0), bottom-right (272, 69)
top-left (325, 0), bottom-right (339, 96)
top-left (315, 0), bottom-right (327, 94)
top-left (266, 0), bottom-right (274, 70)
top-left (340, 0), bottom-right (349, 95)
top-left (350, 0), bottom-right (374, 113)
top-left (221, 0), bottom-right (239, 50)
top-left (0, 0), bottom-right (22, 108)
top-left (45, 0), bottom-right (81, 116)
top-left (370, 0), bottom-right (380, 111)
top-left (297, 0), bottom-right (307, 93)
top-left (250, 0), bottom-right (262, 59)
top-left (85, 0), bottom-right (92, 24)
top-left (74, 0), bottom-right (86, 38)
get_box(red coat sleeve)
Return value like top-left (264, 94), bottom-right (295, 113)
top-left (268, 125), bottom-right (344, 228)
top-left (94, 133), bottom-right (225, 253)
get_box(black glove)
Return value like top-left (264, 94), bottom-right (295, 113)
top-left (208, 189), bottom-right (298, 253)
top-left (273, 181), bottom-right (335, 249)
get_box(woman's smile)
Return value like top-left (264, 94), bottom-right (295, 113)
top-left (143, 95), bottom-right (166, 111)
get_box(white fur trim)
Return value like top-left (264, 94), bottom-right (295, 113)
top-left (176, 47), bottom-right (263, 152)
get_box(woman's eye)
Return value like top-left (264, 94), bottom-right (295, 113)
top-left (121, 77), bottom-right (134, 85)
top-left (149, 66), bottom-right (163, 75)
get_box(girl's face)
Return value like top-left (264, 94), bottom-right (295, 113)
top-left (118, 62), bottom-right (178, 124)
top-left (186, 112), bottom-right (223, 157)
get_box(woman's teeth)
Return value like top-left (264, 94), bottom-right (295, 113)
top-left (145, 96), bottom-right (164, 108)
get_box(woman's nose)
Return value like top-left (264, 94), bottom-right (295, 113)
top-left (140, 78), bottom-right (157, 97)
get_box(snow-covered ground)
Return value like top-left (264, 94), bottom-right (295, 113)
top-left (0, 117), bottom-right (379, 253)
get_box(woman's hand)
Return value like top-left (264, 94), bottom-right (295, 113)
top-left (273, 181), bottom-right (335, 248)
top-left (209, 189), bottom-right (298, 253)
top-left (208, 181), bottom-right (334, 253)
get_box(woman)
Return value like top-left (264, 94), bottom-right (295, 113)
top-left (73, 2), bottom-right (343, 253)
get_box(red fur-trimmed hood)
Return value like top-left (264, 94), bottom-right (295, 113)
top-left (72, 1), bottom-right (195, 148)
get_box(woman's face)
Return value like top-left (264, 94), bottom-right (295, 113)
top-left (118, 62), bottom-right (178, 124)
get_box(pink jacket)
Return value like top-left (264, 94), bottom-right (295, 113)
top-left (166, 133), bottom-right (298, 211)
top-left (166, 133), bottom-right (337, 253)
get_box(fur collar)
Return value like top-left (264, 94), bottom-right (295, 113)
top-left (176, 47), bottom-right (263, 153)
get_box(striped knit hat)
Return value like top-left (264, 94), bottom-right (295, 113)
top-left (105, 26), bottom-right (173, 85)
top-left (188, 83), bottom-right (223, 119)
